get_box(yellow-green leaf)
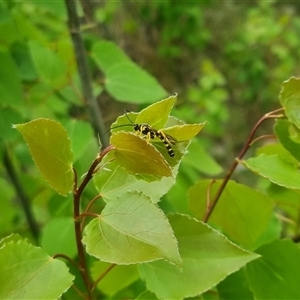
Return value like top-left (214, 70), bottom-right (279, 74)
top-left (111, 131), bottom-right (172, 178)
top-left (14, 118), bottom-right (73, 196)
top-left (163, 123), bottom-right (207, 141)
top-left (83, 192), bottom-right (181, 265)
top-left (136, 95), bottom-right (176, 128)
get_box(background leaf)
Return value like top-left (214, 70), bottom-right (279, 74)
top-left (0, 236), bottom-right (74, 299)
top-left (92, 41), bottom-right (167, 103)
top-left (0, 50), bottom-right (22, 106)
top-left (82, 191), bottom-right (181, 265)
top-left (40, 217), bottom-right (77, 258)
top-left (182, 139), bottom-right (223, 176)
top-left (189, 180), bottom-right (274, 249)
top-left (14, 118), bottom-right (74, 196)
top-left (29, 40), bottom-right (67, 88)
top-left (217, 268), bottom-right (254, 299)
top-left (136, 290), bottom-right (160, 300)
top-left (139, 214), bottom-right (259, 299)
top-left (246, 239), bottom-right (300, 299)
top-left (92, 40), bottom-right (132, 72)
top-left (91, 262), bottom-right (139, 297)
top-left (63, 119), bottom-right (95, 162)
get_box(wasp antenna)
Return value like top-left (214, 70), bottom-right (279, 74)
top-left (104, 123), bottom-right (134, 136)
top-left (124, 109), bottom-right (135, 125)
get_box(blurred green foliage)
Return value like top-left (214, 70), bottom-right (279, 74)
top-left (1, 1), bottom-right (300, 298)
top-left (1, 0), bottom-right (299, 245)
top-left (100, 1), bottom-right (300, 156)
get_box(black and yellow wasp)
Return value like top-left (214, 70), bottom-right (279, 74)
top-left (110, 110), bottom-right (177, 157)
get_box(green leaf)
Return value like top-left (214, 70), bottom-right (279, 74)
top-left (111, 131), bottom-right (172, 178)
top-left (94, 159), bottom-right (176, 203)
top-left (11, 41), bottom-right (38, 81)
top-left (163, 123), bottom-right (206, 141)
top-left (246, 239), bottom-right (300, 299)
top-left (242, 154), bottom-right (300, 190)
top-left (92, 40), bottom-right (132, 72)
top-left (29, 40), bottom-right (67, 88)
top-left (92, 41), bottom-right (167, 104)
top-left (217, 268), bottom-right (254, 299)
top-left (63, 119), bottom-right (95, 162)
top-left (91, 261), bottom-right (139, 297)
top-left (40, 217), bottom-right (77, 258)
top-left (0, 107), bottom-right (23, 141)
top-left (110, 121), bottom-right (186, 164)
top-left (136, 290), bottom-right (159, 300)
top-left (139, 214), bottom-right (259, 299)
top-left (0, 179), bottom-right (21, 234)
top-left (274, 119), bottom-right (300, 162)
top-left (135, 95), bottom-right (176, 129)
top-left (106, 62), bottom-right (168, 104)
top-left (82, 191), bottom-right (181, 265)
top-left (0, 50), bottom-right (22, 106)
top-left (182, 139), bottom-right (223, 176)
top-left (0, 233), bottom-right (24, 247)
top-left (279, 77), bottom-right (300, 129)
top-left (189, 180), bottom-right (274, 250)
top-left (14, 118), bottom-right (74, 196)
top-left (0, 237), bottom-right (74, 299)
top-left (267, 184), bottom-right (300, 222)
top-left (256, 143), bottom-right (298, 167)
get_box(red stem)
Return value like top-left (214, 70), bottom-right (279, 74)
top-left (203, 108), bottom-right (284, 223)
top-left (73, 145), bottom-right (115, 299)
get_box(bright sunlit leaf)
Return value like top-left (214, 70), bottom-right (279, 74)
top-left (135, 95), bottom-right (176, 128)
top-left (83, 191), bottom-right (181, 265)
top-left (163, 123), bottom-right (206, 141)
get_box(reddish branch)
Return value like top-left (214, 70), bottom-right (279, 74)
top-left (203, 108), bottom-right (285, 223)
top-left (72, 145), bottom-right (114, 299)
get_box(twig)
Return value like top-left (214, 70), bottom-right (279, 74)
top-left (203, 108), bottom-right (285, 223)
top-left (91, 264), bottom-right (116, 292)
top-left (80, 194), bottom-right (103, 231)
top-left (64, 0), bottom-right (109, 148)
top-left (3, 148), bottom-right (39, 241)
top-left (250, 134), bottom-right (277, 145)
top-left (53, 253), bottom-right (79, 269)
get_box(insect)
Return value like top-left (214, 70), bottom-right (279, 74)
top-left (110, 110), bottom-right (177, 157)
